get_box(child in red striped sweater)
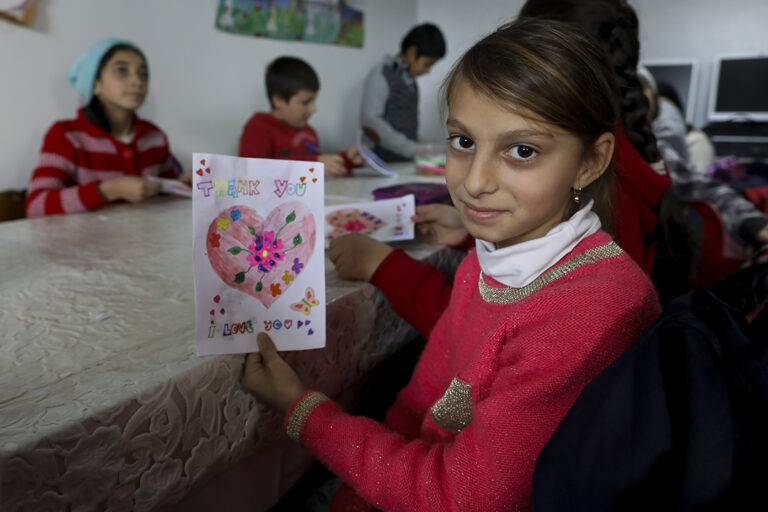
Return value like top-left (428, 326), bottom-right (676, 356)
top-left (25, 38), bottom-right (190, 217)
top-left (242, 19), bottom-right (661, 511)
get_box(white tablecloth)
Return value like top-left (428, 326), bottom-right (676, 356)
top-left (0, 165), bottom-right (460, 511)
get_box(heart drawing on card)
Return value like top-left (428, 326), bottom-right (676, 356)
top-left (325, 208), bottom-right (387, 242)
top-left (206, 203), bottom-right (316, 308)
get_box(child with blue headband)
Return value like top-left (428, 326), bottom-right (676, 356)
top-left (26, 38), bottom-right (190, 217)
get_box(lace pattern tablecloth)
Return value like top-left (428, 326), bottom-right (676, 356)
top-left (0, 168), bottom-right (461, 511)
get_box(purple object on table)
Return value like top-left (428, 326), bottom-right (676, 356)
top-left (372, 182), bottom-right (452, 205)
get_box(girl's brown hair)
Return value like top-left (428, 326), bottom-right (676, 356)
top-left (441, 17), bottom-right (619, 230)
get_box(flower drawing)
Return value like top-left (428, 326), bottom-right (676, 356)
top-left (225, 210), bottom-right (303, 294)
top-left (292, 257), bottom-right (304, 274)
top-left (208, 232), bottom-right (221, 248)
top-left (342, 219), bottom-right (366, 232)
top-left (246, 231), bottom-right (284, 272)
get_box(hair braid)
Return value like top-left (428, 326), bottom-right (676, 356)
top-left (604, 6), bottom-right (660, 162)
top-left (519, 0), bottom-right (660, 162)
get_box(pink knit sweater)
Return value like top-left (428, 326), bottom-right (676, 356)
top-left (284, 231), bottom-right (661, 511)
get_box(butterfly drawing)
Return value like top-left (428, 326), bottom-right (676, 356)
top-left (290, 287), bottom-right (319, 316)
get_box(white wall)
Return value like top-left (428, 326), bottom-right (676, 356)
top-left (0, 0), bottom-right (417, 191)
top-left (417, 0), bottom-right (768, 142)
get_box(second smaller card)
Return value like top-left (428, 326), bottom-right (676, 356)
top-left (325, 194), bottom-right (415, 246)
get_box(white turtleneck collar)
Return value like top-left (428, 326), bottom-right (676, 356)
top-left (475, 201), bottom-right (601, 288)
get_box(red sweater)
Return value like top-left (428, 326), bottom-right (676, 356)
top-left (369, 125), bottom-right (671, 336)
top-left (285, 232), bottom-right (661, 511)
top-left (238, 112), bottom-right (356, 171)
top-left (26, 109), bottom-right (176, 217)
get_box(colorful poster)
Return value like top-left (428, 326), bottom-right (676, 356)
top-left (324, 195), bottom-right (415, 246)
top-left (0, 0), bottom-right (37, 25)
top-left (215, 0), bottom-right (364, 48)
top-left (192, 153), bottom-right (325, 355)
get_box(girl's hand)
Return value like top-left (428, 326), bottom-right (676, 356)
top-left (318, 153), bottom-right (347, 177)
top-left (328, 233), bottom-right (393, 282)
top-left (345, 144), bottom-right (363, 165)
top-left (98, 176), bottom-right (162, 203)
top-left (242, 333), bottom-right (306, 415)
top-left (178, 170), bottom-right (193, 185)
top-left (413, 204), bottom-right (468, 247)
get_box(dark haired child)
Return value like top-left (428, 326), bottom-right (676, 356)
top-left (361, 22), bottom-right (446, 162)
top-left (243, 19), bottom-right (661, 511)
top-left (238, 56), bottom-right (361, 177)
top-left (26, 38), bottom-right (188, 217)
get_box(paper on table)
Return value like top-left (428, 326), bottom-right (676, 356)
top-left (324, 194), bottom-right (415, 247)
top-left (192, 153), bottom-right (326, 355)
top-left (356, 130), bottom-right (398, 178)
top-left (148, 176), bottom-right (193, 197)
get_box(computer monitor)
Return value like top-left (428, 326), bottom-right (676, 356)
top-left (708, 54), bottom-right (768, 122)
top-left (642, 59), bottom-right (698, 124)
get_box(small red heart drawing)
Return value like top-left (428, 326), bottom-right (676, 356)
top-left (312, 178), bottom-right (317, 183)
top-left (309, 167), bottom-right (315, 173)
top-left (213, 295), bottom-right (221, 303)
top-left (209, 309), bottom-right (215, 315)
top-left (201, 159), bottom-right (206, 166)
top-left (219, 308), bottom-right (225, 314)
top-left (205, 168), bottom-right (211, 174)
top-left (300, 176), bottom-right (305, 182)
top-left (196, 169), bottom-right (203, 176)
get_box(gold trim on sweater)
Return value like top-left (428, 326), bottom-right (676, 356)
top-left (286, 391), bottom-right (329, 442)
top-left (430, 377), bottom-right (473, 434)
top-left (479, 241), bottom-right (624, 304)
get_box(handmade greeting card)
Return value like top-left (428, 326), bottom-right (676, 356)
top-left (192, 153), bottom-right (325, 356)
top-left (324, 194), bottom-right (415, 246)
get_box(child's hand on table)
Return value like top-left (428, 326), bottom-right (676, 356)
top-left (318, 153), bottom-right (347, 177)
top-left (98, 175), bottom-right (162, 203)
top-left (178, 170), bottom-right (193, 186)
top-left (345, 144), bottom-right (363, 166)
top-left (413, 204), bottom-right (468, 246)
top-left (329, 233), bottom-right (394, 281)
top-left (242, 333), bottom-right (305, 415)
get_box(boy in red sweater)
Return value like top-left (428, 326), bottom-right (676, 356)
top-left (242, 19), bottom-right (661, 511)
top-left (238, 56), bottom-right (361, 176)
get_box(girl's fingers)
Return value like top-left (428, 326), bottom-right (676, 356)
top-left (256, 332), bottom-right (279, 363)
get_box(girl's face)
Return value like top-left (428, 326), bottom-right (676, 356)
top-left (93, 49), bottom-right (148, 113)
top-left (445, 80), bottom-right (611, 248)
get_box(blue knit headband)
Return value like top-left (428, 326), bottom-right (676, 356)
top-left (68, 38), bottom-right (145, 103)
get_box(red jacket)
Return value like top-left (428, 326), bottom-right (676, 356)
top-left (26, 109), bottom-right (175, 217)
top-left (286, 232), bottom-right (661, 511)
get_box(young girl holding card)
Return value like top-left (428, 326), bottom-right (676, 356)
top-left (242, 19), bottom-right (661, 511)
top-left (25, 38), bottom-right (190, 217)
